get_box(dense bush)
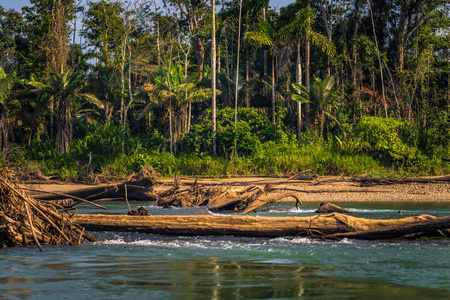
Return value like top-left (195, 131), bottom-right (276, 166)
top-left (182, 107), bottom-right (285, 157)
top-left (355, 117), bottom-right (418, 165)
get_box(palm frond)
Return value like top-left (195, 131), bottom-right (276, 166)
top-left (244, 31), bottom-right (272, 47)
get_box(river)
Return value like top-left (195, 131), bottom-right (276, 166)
top-left (1, 202), bottom-right (449, 299)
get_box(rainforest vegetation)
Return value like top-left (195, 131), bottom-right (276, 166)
top-left (0, 0), bottom-right (449, 181)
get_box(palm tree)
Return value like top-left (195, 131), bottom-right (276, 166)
top-left (28, 69), bottom-right (102, 154)
top-left (245, 21), bottom-right (276, 123)
top-left (292, 76), bottom-right (339, 137)
top-left (143, 65), bottom-right (218, 154)
top-left (279, 6), bottom-right (335, 139)
top-left (310, 76), bottom-right (339, 137)
top-left (290, 82), bottom-right (311, 126)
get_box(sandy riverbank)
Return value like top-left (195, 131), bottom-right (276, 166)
top-left (20, 176), bottom-right (450, 203)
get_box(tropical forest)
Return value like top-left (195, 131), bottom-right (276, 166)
top-left (0, 0), bottom-right (449, 181)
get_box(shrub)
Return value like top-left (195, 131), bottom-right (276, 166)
top-left (183, 107), bottom-right (283, 157)
top-left (356, 117), bottom-right (418, 166)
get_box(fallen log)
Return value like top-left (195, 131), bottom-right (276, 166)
top-left (351, 175), bottom-right (450, 186)
top-left (242, 193), bottom-right (302, 213)
top-left (72, 213), bottom-right (441, 238)
top-left (315, 202), bottom-right (352, 214)
top-left (323, 216), bottom-right (450, 240)
top-left (206, 189), bottom-right (248, 210)
top-left (31, 166), bottom-right (159, 203)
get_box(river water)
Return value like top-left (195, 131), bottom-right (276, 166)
top-left (1, 202), bottom-right (449, 299)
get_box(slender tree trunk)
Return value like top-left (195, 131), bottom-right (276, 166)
top-left (263, 7), bottom-right (268, 76)
top-left (222, 0), bottom-right (230, 104)
top-left (246, 48), bottom-right (250, 108)
top-left (217, 46), bottom-right (221, 73)
top-left (187, 102), bottom-right (192, 133)
top-left (152, 0), bottom-right (161, 68)
top-left (320, 0), bottom-right (333, 77)
top-left (272, 54), bottom-right (276, 124)
top-left (50, 97), bottom-right (54, 138)
top-left (367, 0), bottom-right (388, 118)
top-left (120, 55), bottom-right (125, 124)
top-left (233, 0), bottom-right (243, 157)
top-left (305, 36), bottom-right (310, 128)
top-left (212, 0), bottom-right (217, 155)
top-left (320, 111), bottom-right (324, 137)
top-left (296, 39), bottom-right (302, 140)
top-left (305, 1), bottom-right (311, 129)
top-left (398, 38), bottom-right (404, 72)
top-left (125, 42), bottom-right (132, 128)
top-left (169, 98), bottom-right (173, 155)
top-left (235, 0), bottom-right (242, 127)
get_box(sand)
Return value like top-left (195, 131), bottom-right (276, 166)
top-left (20, 176), bottom-right (450, 203)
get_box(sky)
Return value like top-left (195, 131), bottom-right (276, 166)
top-left (2, 0), bottom-right (296, 12)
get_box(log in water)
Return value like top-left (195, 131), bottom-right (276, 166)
top-left (73, 213), bottom-right (442, 238)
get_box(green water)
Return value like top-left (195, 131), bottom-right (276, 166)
top-left (1, 202), bottom-right (449, 299)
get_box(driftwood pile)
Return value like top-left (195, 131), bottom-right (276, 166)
top-left (33, 167), bottom-right (302, 214)
top-left (0, 169), bottom-right (96, 250)
top-left (156, 175), bottom-right (302, 213)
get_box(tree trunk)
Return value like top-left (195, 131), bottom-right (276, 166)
top-left (246, 48), bottom-right (250, 108)
top-left (187, 102), bottom-right (192, 133)
top-left (326, 216), bottom-right (450, 240)
top-left (189, 10), bottom-right (205, 72)
top-left (262, 7), bottom-right (267, 76)
top-left (367, 0), bottom-right (388, 118)
top-left (234, 0), bottom-right (243, 134)
top-left (217, 45), bottom-right (220, 73)
top-left (212, 0), bottom-right (217, 155)
top-left (272, 54), bottom-right (276, 124)
top-left (320, 111), bottom-right (324, 137)
top-left (305, 35), bottom-right (310, 128)
top-left (0, 112), bottom-right (8, 152)
top-left (296, 39), bottom-right (302, 140)
top-left (169, 98), bottom-right (173, 155)
top-left (57, 99), bottom-right (71, 154)
top-left (72, 213), bottom-right (441, 238)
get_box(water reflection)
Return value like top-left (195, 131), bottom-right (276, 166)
top-left (1, 201), bottom-right (450, 299)
top-left (73, 256), bottom-right (447, 299)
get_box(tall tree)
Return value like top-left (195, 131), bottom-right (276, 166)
top-left (211, 0), bottom-right (217, 155)
top-left (28, 70), bottom-right (102, 154)
top-left (245, 21), bottom-right (275, 123)
top-left (278, 4), bottom-right (335, 139)
top-left (164, 0), bottom-right (208, 71)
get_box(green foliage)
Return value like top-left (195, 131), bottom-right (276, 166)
top-left (334, 136), bottom-right (371, 156)
top-left (26, 138), bottom-right (58, 160)
top-left (183, 107), bottom-right (282, 157)
top-left (356, 117), bottom-right (418, 165)
top-left (2, 0), bottom-right (450, 180)
top-left (290, 82), bottom-right (310, 104)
